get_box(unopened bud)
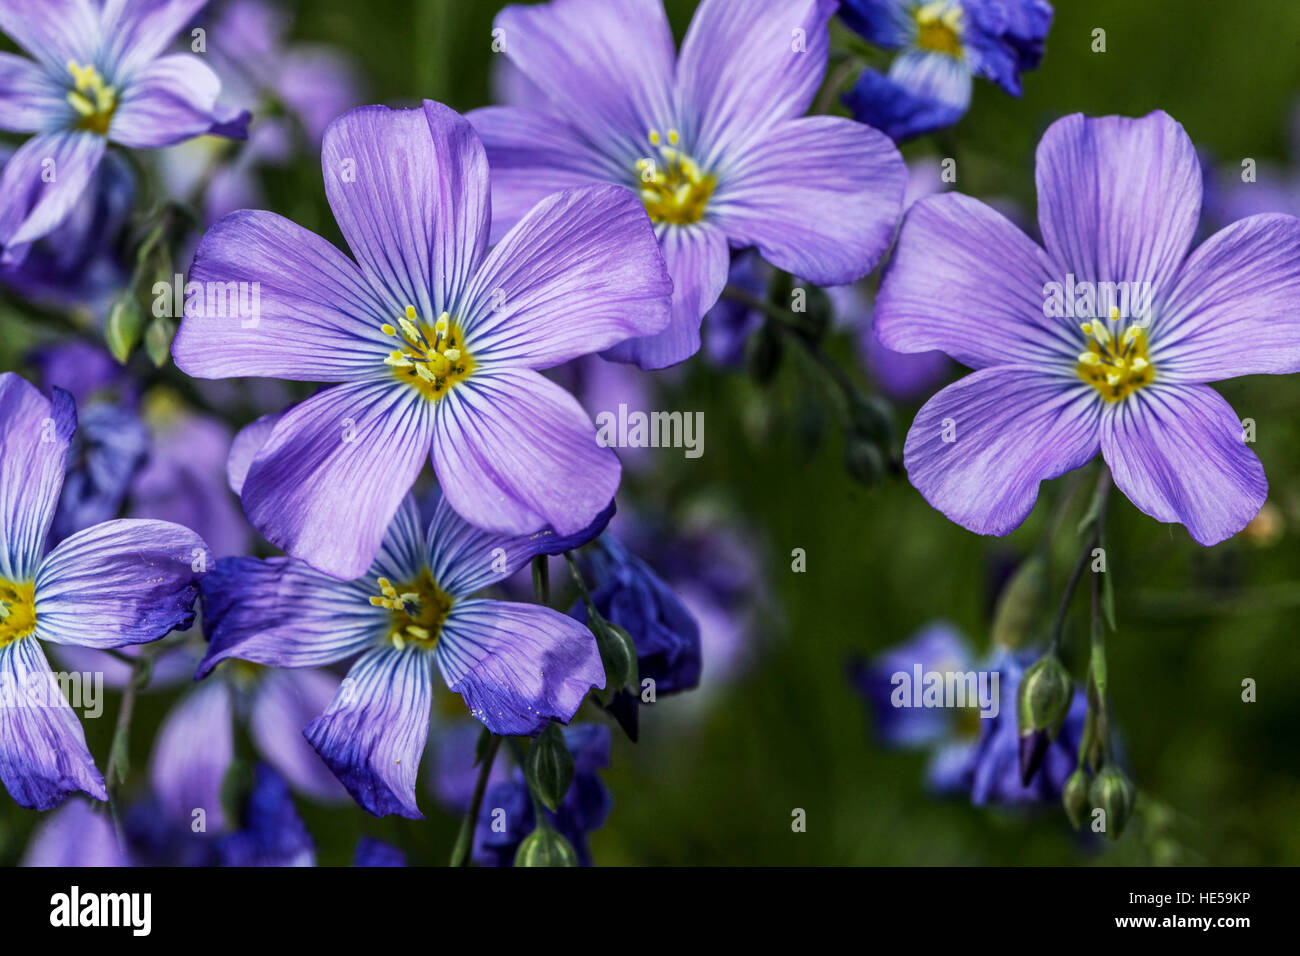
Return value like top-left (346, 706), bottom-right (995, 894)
top-left (514, 825), bottom-right (578, 867)
top-left (1062, 768), bottom-right (1090, 829)
top-left (1089, 766), bottom-right (1136, 840)
top-left (1016, 653), bottom-right (1072, 784)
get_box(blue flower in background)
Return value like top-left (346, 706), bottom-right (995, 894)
top-left (22, 797), bottom-right (129, 866)
top-left (0, 372), bottom-right (209, 810)
top-left (197, 486), bottom-right (609, 818)
top-left (851, 622), bottom-right (1085, 804)
top-left (0, 0), bottom-right (249, 262)
top-left (473, 724), bottom-right (612, 867)
top-left (212, 764), bottom-right (315, 867)
top-left (839, 0), bottom-right (1053, 141)
top-left (354, 836), bottom-right (406, 867)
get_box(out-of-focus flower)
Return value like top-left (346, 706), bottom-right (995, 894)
top-left (211, 764), bottom-right (315, 866)
top-left (473, 724), bottom-right (612, 867)
top-left (173, 100), bottom-right (670, 578)
top-left (354, 836), bottom-right (405, 867)
top-left (22, 797), bottom-right (129, 866)
top-left (0, 372), bottom-right (208, 809)
top-left (839, 0), bottom-right (1053, 141)
top-left (876, 111), bottom-right (1300, 545)
top-left (0, 148), bottom-right (134, 318)
top-left (470, 0), bottom-right (905, 369)
top-left (197, 486), bottom-right (611, 818)
top-left (0, 0), bottom-right (248, 262)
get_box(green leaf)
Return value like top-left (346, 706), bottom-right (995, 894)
top-left (105, 294), bottom-right (145, 364)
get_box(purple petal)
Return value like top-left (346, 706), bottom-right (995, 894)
top-left (0, 52), bottom-right (64, 133)
top-left (173, 209), bottom-right (392, 381)
top-left (0, 637), bottom-right (106, 809)
top-left (1153, 214), bottom-right (1300, 381)
top-left (34, 519), bottom-right (209, 648)
top-left (149, 678), bottom-right (233, 831)
top-left (226, 412), bottom-right (281, 495)
top-left (0, 131), bottom-right (105, 262)
top-left (875, 192), bottom-right (1075, 368)
top-left (711, 115), bottom-right (905, 285)
top-left (305, 645), bottom-right (434, 818)
top-left (278, 46), bottom-right (363, 146)
top-left (22, 798), bottom-right (128, 866)
top-left (197, 555), bottom-right (387, 677)
top-left (1101, 384), bottom-right (1266, 546)
top-left (904, 368), bottom-right (1103, 536)
top-left (354, 836), bottom-right (406, 867)
top-left (111, 54), bottom-right (246, 147)
top-left (1036, 111), bottom-right (1200, 295)
top-left (466, 105), bottom-right (618, 240)
top-left (241, 381), bottom-right (434, 579)
top-left (676, 0), bottom-right (837, 165)
top-left (321, 102), bottom-right (489, 317)
top-left (99, 0), bottom-right (207, 79)
top-left (0, 374), bottom-right (74, 580)
top-left (250, 669), bottom-right (348, 802)
top-left (461, 184), bottom-right (671, 369)
top-left (0, 0), bottom-right (98, 71)
top-left (602, 222), bottom-right (731, 369)
top-left (432, 367), bottom-right (619, 537)
top-left (495, 0), bottom-right (674, 155)
top-left (425, 486), bottom-right (611, 599)
top-left (436, 598), bottom-right (604, 736)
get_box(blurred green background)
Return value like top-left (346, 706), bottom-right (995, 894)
top-left (3, 0), bottom-right (1300, 865)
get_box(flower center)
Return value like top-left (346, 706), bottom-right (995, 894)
top-left (0, 580), bottom-right (37, 648)
top-left (635, 128), bottom-right (716, 226)
top-left (382, 306), bottom-right (474, 400)
top-left (914, 1), bottom-right (964, 57)
top-left (1076, 309), bottom-right (1155, 401)
top-left (369, 569), bottom-right (452, 650)
top-left (66, 61), bottom-right (118, 136)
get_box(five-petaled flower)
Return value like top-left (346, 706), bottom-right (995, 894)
top-left (468, 0), bottom-right (907, 369)
top-left (196, 485), bottom-right (610, 818)
top-left (0, 0), bottom-right (249, 263)
top-left (838, 0), bottom-right (1053, 141)
top-left (172, 99), bottom-right (672, 579)
top-left (0, 372), bottom-right (209, 810)
top-left (875, 110), bottom-right (1300, 546)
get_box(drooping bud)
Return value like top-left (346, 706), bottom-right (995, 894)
top-left (523, 723), bottom-right (574, 813)
top-left (590, 614), bottom-right (637, 697)
top-left (514, 824), bottom-right (578, 867)
top-left (1062, 768), bottom-right (1090, 829)
top-left (1089, 766), bottom-right (1136, 840)
top-left (1016, 652), bottom-right (1073, 784)
top-left (105, 292), bottom-right (145, 364)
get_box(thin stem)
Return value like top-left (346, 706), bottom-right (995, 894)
top-left (105, 648), bottom-right (154, 843)
top-left (564, 551), bottom-right (598, 617)
top-left (449, 730), bottom-right (502, 867)
top-left (532, 554), bottom-right (550, 608)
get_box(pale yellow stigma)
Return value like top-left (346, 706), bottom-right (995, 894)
top-left (381, 306), bottom-right (473, 400)
top-left (636, 129), bottom-right (715, 226)
top-left (915, 1), bottom-right (964, 57)
top-left (66, 61), bottom-right (117, 135)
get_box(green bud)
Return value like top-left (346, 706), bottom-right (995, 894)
top-left (105, 293), bottom-right (145, 364)
top-left (523, 723), bottom-right (574, 813)
top-left (1089, 766), bottom-right (1136, 840)
top-left (843, 434), bottom-right (885, 487)
top-left (514, 824), bottom-right (578, 867)
top-left (144, 316), bottom-right (176, 368)
top-left (591, 614), bottom-right (637, 695)
top-left (1016, 653), bottom-right (1072, 784)
top-left (990, 555), bottom-right (1045, 650)
top-left (1062, 768), bottom-right (1090, 829)
top-left (746, 323), bottom-right (783, 385)
top-left (847, 393), bottom-right (896, 447)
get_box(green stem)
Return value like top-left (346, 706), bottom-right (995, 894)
top-left (105, 648), bottom-right (154, 842)
top-left (449, 730), bottom-right (502, 867)
top-left (564, 551), bottom-right (598, 617)
top-left (532, 554), bottom-right (550, 608)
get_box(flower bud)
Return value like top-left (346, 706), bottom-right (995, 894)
top-left (514, 825), bottom-right (578, 867)
top-left (844, 434), bottom-right (885, 487)
top-left (1062, 768), bottom-right (1090, 829)
top-left (1089, 766), bottom-right (1136, 840)
top-left (1016, 653), bottom-right (1072, 784)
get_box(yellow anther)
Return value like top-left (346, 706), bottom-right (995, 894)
top-left (1078, 351), bottom-right (1101, 365)
top-left (369, 568), bottom-right (452, 650)
top-left (1130, 357), bottom-right (1150, 373)
top-left (648, 129), bottom-right (661, 146)
top-left (369, 596), bottom-right (387, 607)
top-left (415, 363), bottom-right (437, 383)
top-left (1076, 321), bottom-right (1154, 402)
top-left (404, 305), bottom-right (418, 320)
top-left (381, 323), bottom-right (396, 336)
top-left (435, 312), bottom-right (449, 334)
top-left (443, 348), bottom-right (460, 362)
top-left (384, 351), bottom-right (413, 367)
top-left (1108, 305), bottom-right (1120, 322)
top-left (668, 128), bottom-right (680, 145)
top-left (405, 625), bottom-right (430, 640)
top-left (398, 592), bottom-right (419, 605)
top-left (391, 633), bottom-right (406, 651)
top-left (399, 317), bottom-right (422, 343)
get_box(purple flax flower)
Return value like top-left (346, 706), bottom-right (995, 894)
top-left (839, 0), bottom-right (1053, 141)
top-left (195, 487), bottom-right (608, 818)
top-left (469, 0), bottom-right (906, 369)
top-left (0, 372), bottom-right (208, 809)
top-left (875, 111), bottom-right (1300, 545)
top-left (173, 100), bottom-right (671, 579)
top-left (0, 0), bottom-right (248, 262)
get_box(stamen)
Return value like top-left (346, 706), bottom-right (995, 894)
top-left (368, 568), bottom-right (453, 650)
